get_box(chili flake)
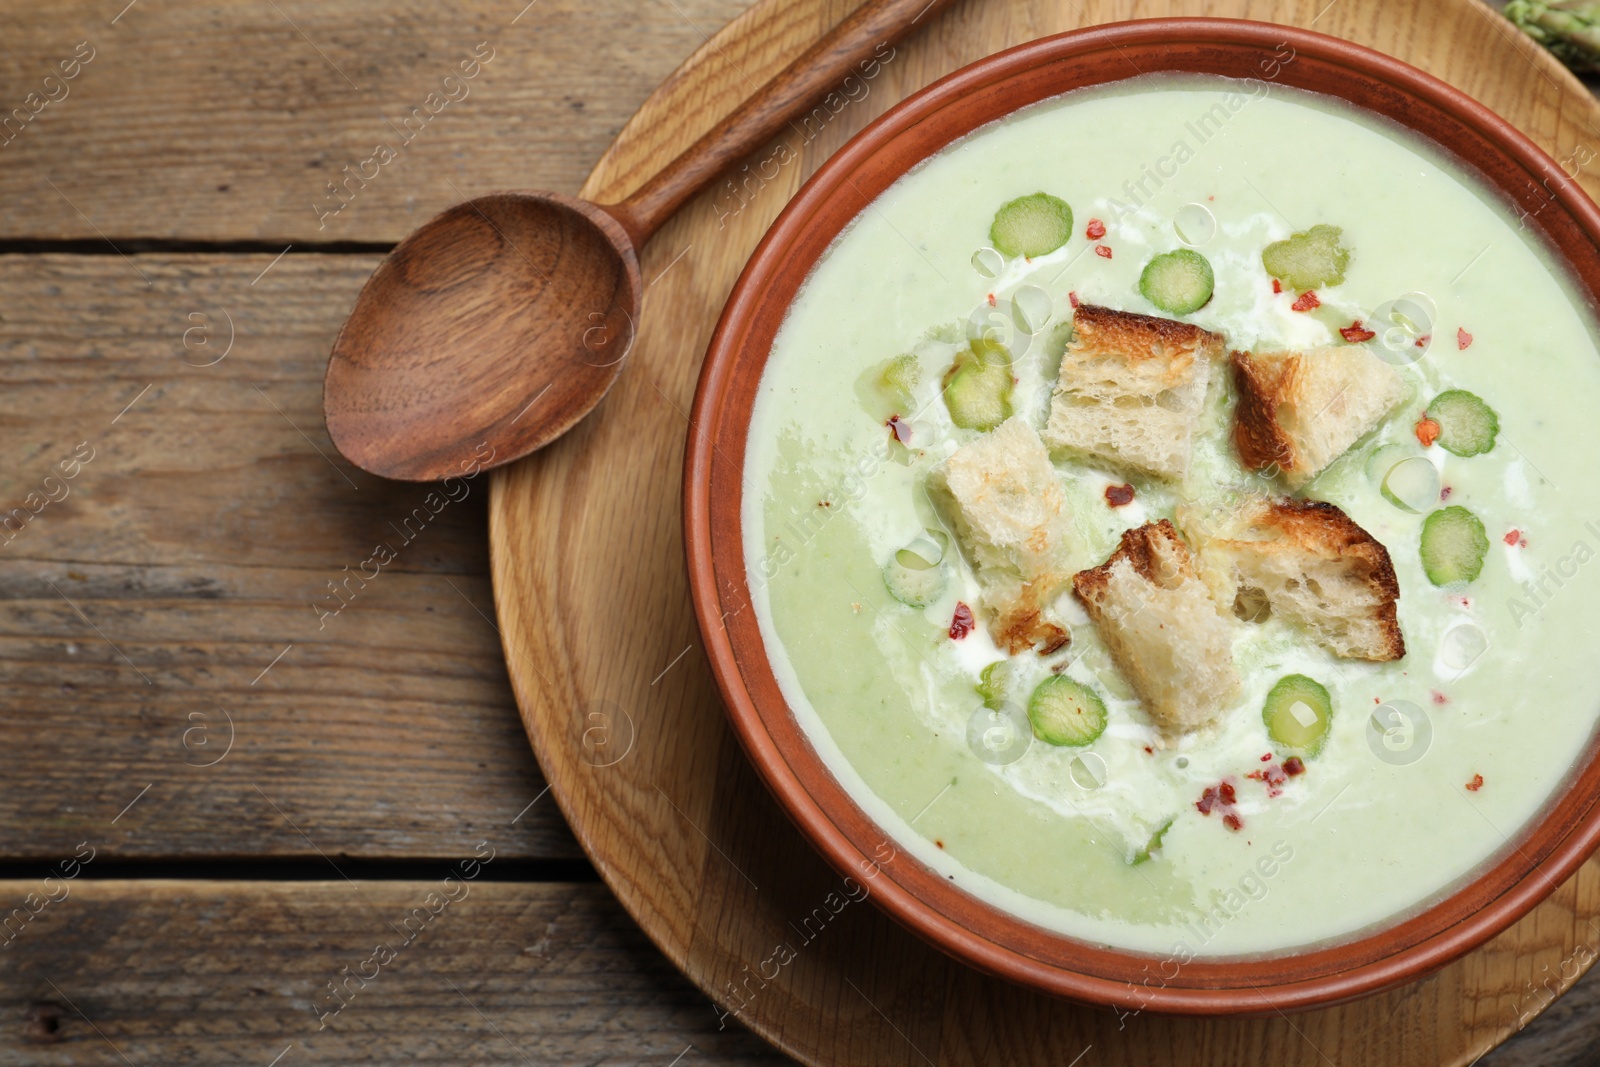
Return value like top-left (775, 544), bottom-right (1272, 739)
top-left (1290, 290), bottom-right (1320, 312)
top-left (1283, 756), bottom-right (1306, 777)
top-left (1415, 417), bottom-right (1441, 447)
top-left (1340, 320), bottom-right (1376, 343)
top-left (1086, 218), bottom-right (1107, 240)
top-left (1272, 278), bottom-right (1282, 294)
top-left (948, 602), bottom-right (975, 641)
top-left (1196, 779), bottom-right (1241, 829)
top-left (1105, 483), bottom-right (1135, 507)
top-left (1094, 244), bottom-right (1113, 259)
top-left (1068, 290), bottom-right (1080, 308)
top-left (1248, 763), bottom-right (1289, 797)
top-left (1457, 327), bottom-right (1473, 350)
top-left (886, 414), bottom-right (913, 445)
top-left (1504, 529), bottom-right (1527, 548)
top-left (1466, 774), bottom-right (1484, 792)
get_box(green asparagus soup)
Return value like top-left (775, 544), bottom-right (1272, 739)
top-left (743, 75), bottom-right (1600, 956)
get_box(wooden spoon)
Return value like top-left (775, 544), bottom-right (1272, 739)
top-left (323, 0), bottom-right (954, 482)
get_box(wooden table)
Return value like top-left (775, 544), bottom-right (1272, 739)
top-left (0, 0), bottom-right (1589, 1063)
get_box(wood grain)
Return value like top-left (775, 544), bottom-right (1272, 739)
top-left (0, 253), bottom-right (578, 860)
top-left (609, 0), bottom-right (959, 240)
top-left (489, 0), bottom-right (1600, 1063)
top-left (0, 0), bottom-right (1594, 1062)
top-left (0, 879), bottom-right (789, 1064)
top-left (320, 0), bottom-right (962, 483)
top-left (0, 0), bottom-right (757, 242)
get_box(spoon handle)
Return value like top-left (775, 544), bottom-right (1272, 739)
top-left (604, 0), bottom-right (956, 244)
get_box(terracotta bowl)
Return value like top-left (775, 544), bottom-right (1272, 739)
top-left (683, 17), bottom-right (1600, 1014)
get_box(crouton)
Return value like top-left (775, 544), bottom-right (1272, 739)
top-left (1072, 520), bottom-right (1240, 732)
top-left (1043, 304), bottom-right (1228, 479)
top-left (931, 417), bottom-right (1073, 654)
top-left (1231, 345), bottom-right (1407, 488)
top-left (1182, 495), bottom-right (1405, 661)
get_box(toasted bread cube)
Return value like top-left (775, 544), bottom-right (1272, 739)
top-left (1183, 495), bottom-right (1405, 661)
top-left (1072, 521), bottom-right (1240, 732)
top-left (931, 417), bottom-right (1073, 655)
top-left (1043, 304), bottom-right (1228, 480)
top-left (1231, 345), bottom-right (1407, 488)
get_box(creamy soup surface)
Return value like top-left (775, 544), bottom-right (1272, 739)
top-left (742, 74), bottom-right (1600, 957)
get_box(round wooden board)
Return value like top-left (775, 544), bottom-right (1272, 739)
top-left (490, 1), bottom-right (1600, 1062)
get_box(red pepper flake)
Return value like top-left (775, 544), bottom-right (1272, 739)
top-left (1196, 778), bottom-right (1243, 825)
top-left (1260, 753), bottom-right (1272, 762)
top-left (886, 414), bottom-right (913, 445)
top-left (1415, 417), bottom-right (1441, 447)
top-left (1415, 333), bottom-right (1431, 349)
top-left (1143, 745), bottom-right (1154, 755)
top-left (948, 602), bottom-right (974, 641)
top-left (1271, 278), bottom-right (1283, 294)
top-left (1247, 763), bottom-right (1289, 797)
top-left (1340, 320), bottom-right (1376, 343)
top-left (1440, 486), bottom-right (1453, 501)
top-left (1068, 290), bottom-right (1080, 308)
top-left (1094, 244), bottom-right (1113, 259)
top-left (1283, 756), bottom-right (1306, 777)
top-left (1086, 218), bottom-right (1107, 240)
top-left (1466, 774), bottom-right (1484, 792)
top-left (1431, 690), bottom-right (1450, 705)
top-left (986, 292), bottom-right (996, 307)
top-left (935, 839), bottom-right (945, 849)
top-left (1457, 327), bottom-right (1473, 350)
top-left (1105, 483), bottom-right (1135, 507)
top-left (1290, 290), bottom-right (1320, 312)
top-left (1504, 529), bottom-right (1527, 548)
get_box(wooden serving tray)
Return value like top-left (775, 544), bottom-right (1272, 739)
top-left (489, 1), bottom-right (1600, 1062)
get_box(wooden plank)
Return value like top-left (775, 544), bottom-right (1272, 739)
top-left (2, 875), bottom-right (1595, 1065)
top-left (1486, 962), bottom-right (1600, 1066)
top-left (0, 253), bottom-right (578, 860)
top-left (0, 0), bottom-right (758, 242)
top-left (0, 879), bottom-right (791, 1064)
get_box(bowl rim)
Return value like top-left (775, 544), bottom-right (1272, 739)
top-left (684, 15), bottom-right (1600, 1014)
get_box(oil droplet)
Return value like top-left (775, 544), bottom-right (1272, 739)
top-left (972, 247), bottom-right (1004, 279)
top-left (1380, 457), bottom-right (1441, 514)
top-left (1069, 751), bottom-right (1108, 790)
top-left (1174, 203), bottom-right (1217, 246)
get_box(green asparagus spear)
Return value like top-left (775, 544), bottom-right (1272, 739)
top-left (1505, 1), bottom-right (1600, 72)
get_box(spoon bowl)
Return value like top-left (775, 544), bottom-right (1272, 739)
top-left (324, 192), bottom-right (640, 482)
top-left (320, 0), bottom-right (955, 481)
